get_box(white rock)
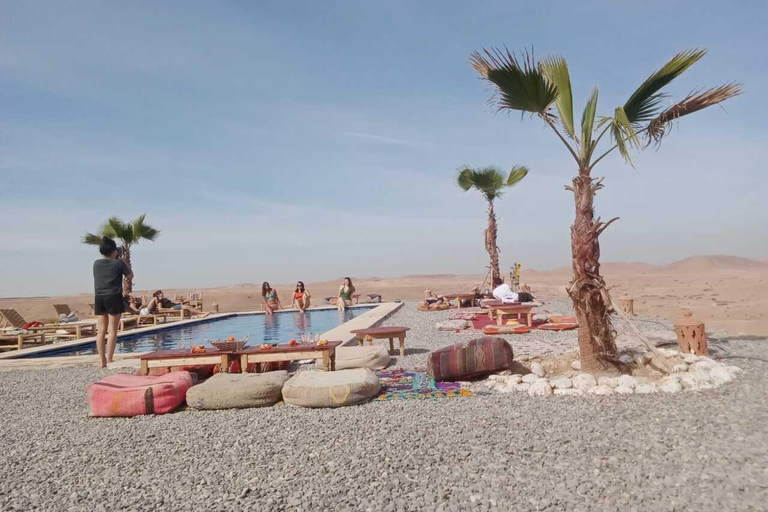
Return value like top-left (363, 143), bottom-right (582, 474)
top-left (664, 373), bottom-right (683, 382)
top-left (708, 366), bottom-right (734, 386)
top-left (496, 385), bottom-right (512, 393)
top-left (528, 379), bottom-right (553, 397)
top-left (597, 376), bottom-right (619, 388)
top-left (554, 389), bottom-right (583, 397)
top-left (617, 375), bottom-right (639, 389)
top-left (683, 353), bottom-right (700, 364)
top-left (618, 354), bottom-right (634, 365)
top-left (691, 359), bottom-right (718, 371)
top-left (614, 386), bottom-right (634, 395)
top-left (589, 385), bottom-right (614, 396)
top-left (659, 379), bottom-right (682, 393)
top-left (521, 374), bottom-right (539, 384)
top-left (550, 377), bottom-right (573, 390)
top-left (635, 384), bottom-right (658, 394)
top-left (671, 364), bottom-right (689, 374)
top-left (485, 380), bottom-right (497, 389)
top-left (633, 353), bottom-right (652, 366)
top-left (515, 383), bottom-right (531, 392)
top-left (530, 362), bottom-right (546, 378)
top-left (488, 374), bottom-right (503, 382)
top-left (572, 374), bottom-right (597, 391)
top-left (508, 374), bottom-right (524, 384)
top-left (658, 348), bottom-right (679, 358)
top-left (517, 355), bottom-right (530, 362)
top-left (724, 365), bottom-right (743, 377)
top-left (498, 369), bottom-right (512, 376)
top-left (570, 360), bottom-right (581, 371)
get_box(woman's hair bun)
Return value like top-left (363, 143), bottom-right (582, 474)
top-left (102, 236), bottom-right (111, 243)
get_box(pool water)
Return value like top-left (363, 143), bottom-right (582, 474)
top-left (41, 307), bottom-right (374, 357)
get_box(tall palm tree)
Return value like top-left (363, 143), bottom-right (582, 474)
top-left (470, 47), bottom-right (741, 373)
top-left (457, 166), bottom-right (529, 284)
top-left (82, 214), bottom-right (160, 294)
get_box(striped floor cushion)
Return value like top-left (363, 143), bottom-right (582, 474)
top-left (427, 337), bottom-right (514, 382)
top-left (87, 371), bottom-right (195, 417)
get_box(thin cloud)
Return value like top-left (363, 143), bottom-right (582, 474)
top-left (341, 131), bottom-right (431, 148)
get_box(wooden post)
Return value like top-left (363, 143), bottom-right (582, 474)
top-left (675, 310), bottom-right (708, 356)
top-left (398, 336), bottom-right (405, 357)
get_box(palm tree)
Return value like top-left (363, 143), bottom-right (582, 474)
top-left (470, 47), bottom-right (741, 373)
top-left (457, 165), bottom-right (529, 284)
top-left (82, 214), bottom-right (160, 294)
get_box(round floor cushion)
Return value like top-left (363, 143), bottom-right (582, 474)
top-left (314, 346), bottom-right (391, 371)
top-left (186, 371), bottom-right (289, 410)
top-left (282, 369), bottom-right (380, 408)
top-left (427, 337), bottom-right (514, 382)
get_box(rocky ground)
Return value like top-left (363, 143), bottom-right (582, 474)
top-left (1, 300), bottom-right (767, 511)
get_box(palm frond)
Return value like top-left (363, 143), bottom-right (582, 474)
top-left (540, 56), bottom-right (575, 138)
top-left (580, 87), bottom-right (599, 161)
top-left (82, 232), bottom-right (103, 245)
top-left (133, 213), bottom-right (160, 243)
top-left (470, 47), bottom-right (558, 115)
top-left (646, 83), bottom-right (743, 145)
top-left (623, 49), bottom-right (707, 124)
top-left (506, 165), bottom-right (529, 186)
top-left (610, 106), bottom-right (640, 166)
top-left (105, 216), bottom-right (133, 243)
top-left (457, 167), bottom-right (475, 191)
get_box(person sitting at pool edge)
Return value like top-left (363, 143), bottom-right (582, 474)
top-left (492, 277), bottom-right (534, 303)
top-left (292, 281), bottom-right (311, 311)
top-left (144, 290), bottom-right (210, 318)
top-left (262, 282), bottom-right (282, 315)
top-left (337, 277), bottom-right (355, 311)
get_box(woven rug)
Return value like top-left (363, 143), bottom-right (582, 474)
top-left (374, 368), bottom-right (473, 401)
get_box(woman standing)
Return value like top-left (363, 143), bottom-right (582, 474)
top-left (337, 277), bottom-right (355, 311)
top-left (262, 282), bottom-right (282, 315)
top-left (292, 281), bottom-right (311, 311)
top-left (93, 236), bottom-right (133, 368)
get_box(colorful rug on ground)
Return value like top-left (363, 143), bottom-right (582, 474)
top-left (374, 368), bottom-right (473, 401)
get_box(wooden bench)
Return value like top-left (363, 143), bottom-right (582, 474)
top-left (139, 349), bottom-right (238, 375)
top-left (350, 326), bottom-right (410, 357)
top-left (493, 304), bottom-right (536, 327)
top-left (237, 342), bottom-right (341, 372)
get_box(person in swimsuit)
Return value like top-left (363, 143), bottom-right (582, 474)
top-left (337, 277), bottom-right (355, 311)
top-left (292, 281), bottom-right (311, 311)
top-left (92, 236), bottom-right (133, 368)
top-left (144, 290), bottom-right (209, 317)
top-left (262, 282), bottom-right (282, 315)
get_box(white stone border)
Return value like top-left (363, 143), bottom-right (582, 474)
top-left (0, 302), bottom-right (402, 370)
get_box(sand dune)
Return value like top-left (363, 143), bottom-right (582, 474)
top-left (1, 255), bottom-right (766, 336)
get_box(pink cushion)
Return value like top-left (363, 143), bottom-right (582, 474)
top-left (87, 371), bottom-right (195, 417)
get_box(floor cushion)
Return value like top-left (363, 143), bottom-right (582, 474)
top-left (427, 337), bottom-right (514, 382)
top-left (314, 346), bottom-right (390, 371)
top-left (186, 371), bottom-right (289, 410)
top-left (436, 319), bottom-right (471, 331)
top-left (282, 369), bottom-right (380, 408)
top-left (87, 371), bottom-right (195, 417)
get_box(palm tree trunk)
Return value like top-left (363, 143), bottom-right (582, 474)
top-left (122, 245), bottom-right (133, 295)
top-left (568, 173), bottom-right (618, 373)
top-left (485, 202), bottom-right (500, 283)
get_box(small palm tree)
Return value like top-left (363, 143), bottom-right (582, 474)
top-left (470, 47), bottom-right (741, 372)
top-left (82, 214), bottom-right (160, 294)
top-left (457, 166), bottom-right (529, 284)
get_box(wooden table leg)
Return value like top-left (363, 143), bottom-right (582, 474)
top-left (357, 336), bottom-right (364, 347)
top-left (365, 335), bottom-right (373, 347)
top-left (76, 325), bottom-right (82, 339)
top-left (240, 354), bottom-right (249, 373)
top-left (398, 336), bottom-right (405, 357)
top-left (526, 312), bottom-right (533, 327)
top-left (139, 359), bottom-right (149, 375)
top-left (497, 312), bottom-right (504, 326)
top-left (17, 335), bottom-right (23, 350)
top-left (220, 354), bottom-right (229, 373)
top-left (330, 350), bottom-right (336, 371)
top-left (321, 350), bottom-right (331, 371)
top-left (388, 337), bottom-right (394, 352)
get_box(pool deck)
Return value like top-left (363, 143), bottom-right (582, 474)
top-left (0, 302), bottom-right (403, 371)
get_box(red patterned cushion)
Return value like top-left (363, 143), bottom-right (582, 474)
top-left (87, 371), bottom-right (195, 417)
top-left (427, 337), bottom-right (514, 382)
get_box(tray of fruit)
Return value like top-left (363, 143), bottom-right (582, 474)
top-left (210, 336), bottom-right (249, 352)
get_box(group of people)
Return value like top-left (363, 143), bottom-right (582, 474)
top-left (261, 277), bottom-right (356, 315)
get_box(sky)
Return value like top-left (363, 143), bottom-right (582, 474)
top-left (1, 0), bottom-right (766, 297)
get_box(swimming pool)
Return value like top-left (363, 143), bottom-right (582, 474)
top-left (34, 307), bottom-right (375, 357)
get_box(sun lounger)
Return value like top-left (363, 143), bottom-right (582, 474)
top-left (0, 308), bottom-right (95, 339)
top-left (0, 330), bottom-right (47, 351)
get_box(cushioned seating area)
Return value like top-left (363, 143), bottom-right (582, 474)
top-left (427, 337), bottom-right (514, 382)
top-left (314, 346), bottom-right (390, 371)
top-left (186, 371), bottom-right (289, 410)
top-left (282, 369), bottom-right (380, 408)
top-left (87, 371), bottom-right (194, 417)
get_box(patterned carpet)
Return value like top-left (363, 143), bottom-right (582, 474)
top-left (374, 368), bottom-right (473, 401)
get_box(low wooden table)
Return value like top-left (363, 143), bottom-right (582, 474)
top-left (443, 293), bottom-right (477, 309)
top-left (494, 304), bottom-right (536, 327)
top-left (237, 342), bottom-right (341, 372)
top-left (350, 326), bottom-right (410, 357)
top-left (139, 349), bottom-right (238, 375)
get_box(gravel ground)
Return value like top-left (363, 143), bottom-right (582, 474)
top-left (1, 302), bottom-right (767, 511)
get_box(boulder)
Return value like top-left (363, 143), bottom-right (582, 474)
top-left (186, 371), bottom-right (289, 410)
top-left (87, 371), bottom-right (195, 417)
top-left (672, 364), bottom-right (689, 373)
top-left (635, 384), bottom-right (658, 394)
top-left (617, 375), bottom-right (639, 389)
top-left (282, 369), bottom-right (380, 408)
top-left (530, 362), bottom-right (545, 378)
top-left (570, 360), bottom-right (581, 371)
top-left (528, 380), bottom-right (552, 397)
top-left (554, 389), bottom-right (583, 397)
top-left (614, 386), bottom-right (634, 395)
top-left (550, 377), bottom-right (573, 390)
top-left (521, 374), bottom-right (539, 384)
top-left (597, 377), bottom-right (619, 388)
top-left (659, 379), bottom-right (683, 393)
top-left (588, 385), bottom-right (613, 396)
top-left (427, 337), bottom-right (514, 382)
top-left (572, 374), bottom-right (597, 391)
top-left (515, 383), bottom-right (531, 392)
top-left (314, 346), bottom-right (390, 371)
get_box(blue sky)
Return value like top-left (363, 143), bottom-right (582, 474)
top-left (1, 0), bottom-right (765, 296)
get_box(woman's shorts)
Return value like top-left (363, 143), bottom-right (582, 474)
top-left (94, 293), bottom-right (126, 315)
top-left (173, 304), bottom-right (183, 310)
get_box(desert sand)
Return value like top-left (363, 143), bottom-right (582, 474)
top-left (2, 255), bottom-right (766, 336)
